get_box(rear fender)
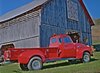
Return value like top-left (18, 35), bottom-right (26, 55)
top-left (18, 50), bottom-right (46, 64)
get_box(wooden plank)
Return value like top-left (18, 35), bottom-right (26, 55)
top-left (0, 10), bottom-right (41, 47)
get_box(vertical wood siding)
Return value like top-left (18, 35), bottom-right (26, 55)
top-left (41, 0), bottom-right (92, 46)
top-left (13, 36), bottom-right (40, 48)
top-left (40, 24), bottom-right (66, 47)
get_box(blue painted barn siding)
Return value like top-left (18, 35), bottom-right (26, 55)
top-left (40, 24), bottom-right (66, 47)
top-left (41, 0), bottom-right (67, 28)
top-left (40, 0), bottom-right (92, 47)
top-left (78, 1), bottom-right (92, 45)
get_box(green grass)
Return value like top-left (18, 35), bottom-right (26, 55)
top-left (0, 52), bottom-right (100, 73)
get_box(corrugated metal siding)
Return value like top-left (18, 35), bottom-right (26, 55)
top-left (41, 0), bottom-right (92, 46)
top-left (0, 10), bottom-right (41, 48)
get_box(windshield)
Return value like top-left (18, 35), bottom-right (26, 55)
top-left (63, 37), bottom-right (72, 43)
top-left (59, 37), bottom-right (72, 43)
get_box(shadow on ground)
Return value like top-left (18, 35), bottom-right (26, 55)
top-left (90, 58), bottom-right (98, 62)
top-left (43, 58), bottom-right (98, 69)
top-left (43, 61), bottom-right (70, 69)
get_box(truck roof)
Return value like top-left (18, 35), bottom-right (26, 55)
top-left (51, 34), bottom-right (69, 38)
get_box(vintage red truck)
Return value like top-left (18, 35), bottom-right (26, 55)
top-left (4, 34), bottom-right (93, 70)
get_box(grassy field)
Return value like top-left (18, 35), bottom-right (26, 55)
top-left (0, 52), bottom-right (100, 73)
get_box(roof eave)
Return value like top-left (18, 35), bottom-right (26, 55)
top-left (79, 0), bottom-right (95, 26)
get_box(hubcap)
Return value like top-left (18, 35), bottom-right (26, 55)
top-left (32, 60), bottom-right (41, 70)
top-left (83, 54), bottom-right (90, 62)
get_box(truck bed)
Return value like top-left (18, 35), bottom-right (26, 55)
top-left (5, 47), bottom-right (59, 61)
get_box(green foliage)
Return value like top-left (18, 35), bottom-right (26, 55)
top-left (92, 19), bottom-right (100, 43)
top-left (95, 19), bottom-right (100, 25)
top-left (0, 52), bottom-right (100, 73)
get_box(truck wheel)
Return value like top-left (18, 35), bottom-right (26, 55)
top-left (82, 52), bottom-right (90, 63)
top-left (20, 64), bottom-right (28, 71)
top-left (27, 57), bottom-right (43, 70)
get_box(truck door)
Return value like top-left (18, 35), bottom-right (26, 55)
top-left (61, 37), bottom-right (76, 58)
top-left (46, 48), bottom-right (58, 59)
top-left (64, 43), bottom-right (76, 58)
top-left (47, 37), bottom-right (60, 59)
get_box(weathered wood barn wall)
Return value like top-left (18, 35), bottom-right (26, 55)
top-left (0, 10), bottom-right (41, 48)
top-left (0, 0), bottom-right (94, 48)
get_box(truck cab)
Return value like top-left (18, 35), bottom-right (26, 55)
top-left (49, 34), bottom-right (73, 47)
top-left (49, 34), bottom-right (93, 59)
top-left (49, 34), bottom-right (76, 58)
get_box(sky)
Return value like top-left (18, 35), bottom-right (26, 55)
top-left (0, 0), bottom-right (100, 19)
top-left (0, 0), bottom-right (33, 15)
top-left (83, 0), bottom-right (100, 19)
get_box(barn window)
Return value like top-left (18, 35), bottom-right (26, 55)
top-left (67, 0), bottom-right (79, 21)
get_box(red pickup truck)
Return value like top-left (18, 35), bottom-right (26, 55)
top-left (4, 34), bottom-right (93, 70)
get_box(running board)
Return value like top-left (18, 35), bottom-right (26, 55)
top-left (45, 58), bottom-right (76, 63)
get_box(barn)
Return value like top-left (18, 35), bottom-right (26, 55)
top-left (0, 0), bottom-right (94, 49)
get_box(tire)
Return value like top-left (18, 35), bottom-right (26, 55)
top-left (20, 64), bottom-right (28, 71)
top-left (82, 52), bottom-right (90, 63)
top-left (27, 56), bottom-right (43, 70)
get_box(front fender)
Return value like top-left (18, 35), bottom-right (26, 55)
top-left (18, 50), bottom-right (46, 64)
top-left (76, 47), bottom-right (92, 59)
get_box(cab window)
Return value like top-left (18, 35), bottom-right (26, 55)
top-left (51, 38), bottom-right (57, 43)
top-left (63, 37), bottom-right (72, 43)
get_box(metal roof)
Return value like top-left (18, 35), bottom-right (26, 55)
top-left (0, 0), bottom-right (47, 22)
